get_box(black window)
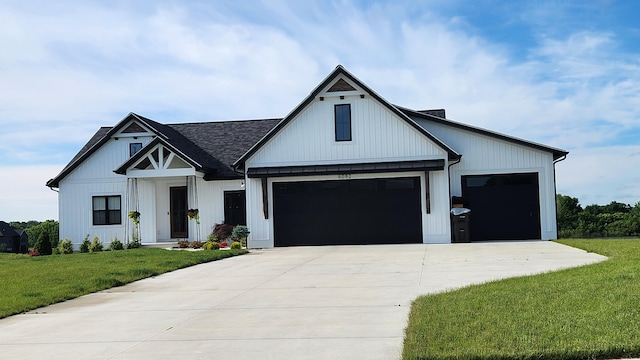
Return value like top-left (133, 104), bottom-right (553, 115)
top-left (93, 196), bottom-right (122, 225)
top-left (335, 104), bottom-right (352, 141)
top-left (130, 143), bottom-right (142, 156)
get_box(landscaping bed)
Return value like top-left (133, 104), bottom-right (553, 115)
top-left (403, 239), bottom-right (640, 360)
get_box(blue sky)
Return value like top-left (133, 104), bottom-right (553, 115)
top-left (1, 0), bottom-right (640, 221)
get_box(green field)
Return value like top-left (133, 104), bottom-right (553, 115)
top-left (0, 248), bottom-right (246, 319)
top-left (403, 239), bottom-right (640, 360)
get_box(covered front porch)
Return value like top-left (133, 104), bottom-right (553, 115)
top-left (118, 142), bottom-right (246, 245)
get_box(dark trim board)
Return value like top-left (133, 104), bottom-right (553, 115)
top-left (247, 159), bottom-right (445, 178)
top-left (273, 177), bottom-right (423, 246)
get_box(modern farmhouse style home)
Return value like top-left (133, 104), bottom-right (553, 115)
top-left (47, 65), bottom-right (567, 248)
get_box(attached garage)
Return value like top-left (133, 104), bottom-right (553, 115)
top-left (462, 173), bottom-right (541, 241)
top-left (273, 177), bottom-right (422, 246)
top-left (232, 65), bottom-right (567, 247)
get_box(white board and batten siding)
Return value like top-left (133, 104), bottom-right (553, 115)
top-left (417, 119), bottom-right (559, 240)
top-left (58, 134), bottom-right (154, 247)
top-left (245, 91), bottom-right (453, 247)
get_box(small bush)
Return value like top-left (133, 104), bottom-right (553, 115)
top-left (177, 240), bottom-right (190, 248)
top-left (212, 223), bottom-right (234, 242)
top-left (206, 232), bottom-right (217, 242)
top-left (79, 235), bottom-right (90, 253)
top-left (29, 249), bottom-right (39, 257)
top-left (230, 241), bottom-right (242, 249)
top-left (189, 241), bottom-right (203, 249)
top-left (57, 239), bottom-right (74, 254)
top-left (89, 236), bottom-right (103, 252)
top-left (219, 241), bottom-right (228, 248)
top-left (127, 237), bottom-right (141, 249)
top-left (108, 237), bottom-right (124, 251)
top-left (34, 231), bottom-right (53, 256)
top-left (231, 225), bottom-right (250, 240)
top-left (202, 241), bottom-right (220, 250)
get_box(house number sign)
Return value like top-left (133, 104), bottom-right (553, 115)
top-left (337, 173), bottom-right (352, 179)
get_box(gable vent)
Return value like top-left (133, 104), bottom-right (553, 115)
top-left (122, 122), bottom-right (146, 133)
top-left (327, 78), bottom-right (356, 92)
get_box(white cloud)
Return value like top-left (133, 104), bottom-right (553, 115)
top-left (0, 165), bottom-right (61, 221)
top-left (556, 145), bottom-right (640, 206)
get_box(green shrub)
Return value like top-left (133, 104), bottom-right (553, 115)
top-left (202, 241), bottom-right (220, 250)
top-left (79, 235), bottom-right (90, 253)
top-left (127, 237), bottom-right (141, 249)
top-left (206, 232), bottom-right (217, 242)
top-left (231, 225), bottom-right (250, 240)
top-left (89, 236), bottom-right (103, 252)
top-left (230, 241), bottom-right (242, 249)
top-left (57, 239), bottom-right (74, 254)
top-left (34, 231), bottom-right (53, 256)
top-left (108, 237), bottom-right (124, 251)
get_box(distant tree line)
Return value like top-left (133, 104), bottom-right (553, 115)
top-left (10, 220), bottom-right (59, 248)
top-left (556, 194), bottom-right (640, 238)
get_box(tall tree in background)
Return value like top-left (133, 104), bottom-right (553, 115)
top-left (556, 194), bottom-right (582, 237)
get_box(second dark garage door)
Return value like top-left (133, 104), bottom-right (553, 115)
top-left (273, 177), bottom-right (422, 246)
top-left (462, 173), bottom-right (541, 241)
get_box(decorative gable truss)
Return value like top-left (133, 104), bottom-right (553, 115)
top-left (115, 140), bottom-right (197, 179)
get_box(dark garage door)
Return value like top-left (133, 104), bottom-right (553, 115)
top-left (273, 177), bottom-right (422, 246)
top-left (462, 173), bottom-right (541, 241)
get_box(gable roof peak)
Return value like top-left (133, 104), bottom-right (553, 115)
top-left (233, 65), bottom-right (461, 169)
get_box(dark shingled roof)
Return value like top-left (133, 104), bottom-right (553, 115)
top-left (47, 116), bottom-right (281, 187)
top-left (168, 119), bottom-right (281, 178)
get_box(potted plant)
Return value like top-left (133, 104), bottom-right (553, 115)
top-left (128, 211), bottom-right (140, 225)
top-left (187, 209), bottom-right (200, 224)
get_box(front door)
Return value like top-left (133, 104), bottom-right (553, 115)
top-left (170, 186), bottom-right (188, 238)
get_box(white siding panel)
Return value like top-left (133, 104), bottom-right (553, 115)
top-left (137, 179), bottom-right (156, 243)
top-left (58, 178), bottom-right (127, 249)
top-left (247, 97), bottom-right (446, 168)
top-left (65, 136), bottom-right (154, 182)
top-left (423, 170), bottom-right (451, 242)
top-left (246, 178), bottom-right (270, 248)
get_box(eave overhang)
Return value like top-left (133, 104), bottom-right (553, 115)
top-left (246, 159), bottom-right (445, 179)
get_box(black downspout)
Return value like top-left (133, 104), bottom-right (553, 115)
top-left (552, 154), bottom-right (568, 239)
top-left (447, 157), bottom-right (462, 208)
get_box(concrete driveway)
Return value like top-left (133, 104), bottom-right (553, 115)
top-left (0, 241), bottom-right (606, 360)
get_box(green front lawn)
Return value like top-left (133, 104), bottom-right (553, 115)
top-left (403, 239), bottom-right (640, 360)
top-left (0, 248), bottom-right (246, 319)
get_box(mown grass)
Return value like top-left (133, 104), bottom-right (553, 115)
top-left (403, 239), bottom-right (640, 360)
top-left (0, 248), bottom-right (247, 319)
